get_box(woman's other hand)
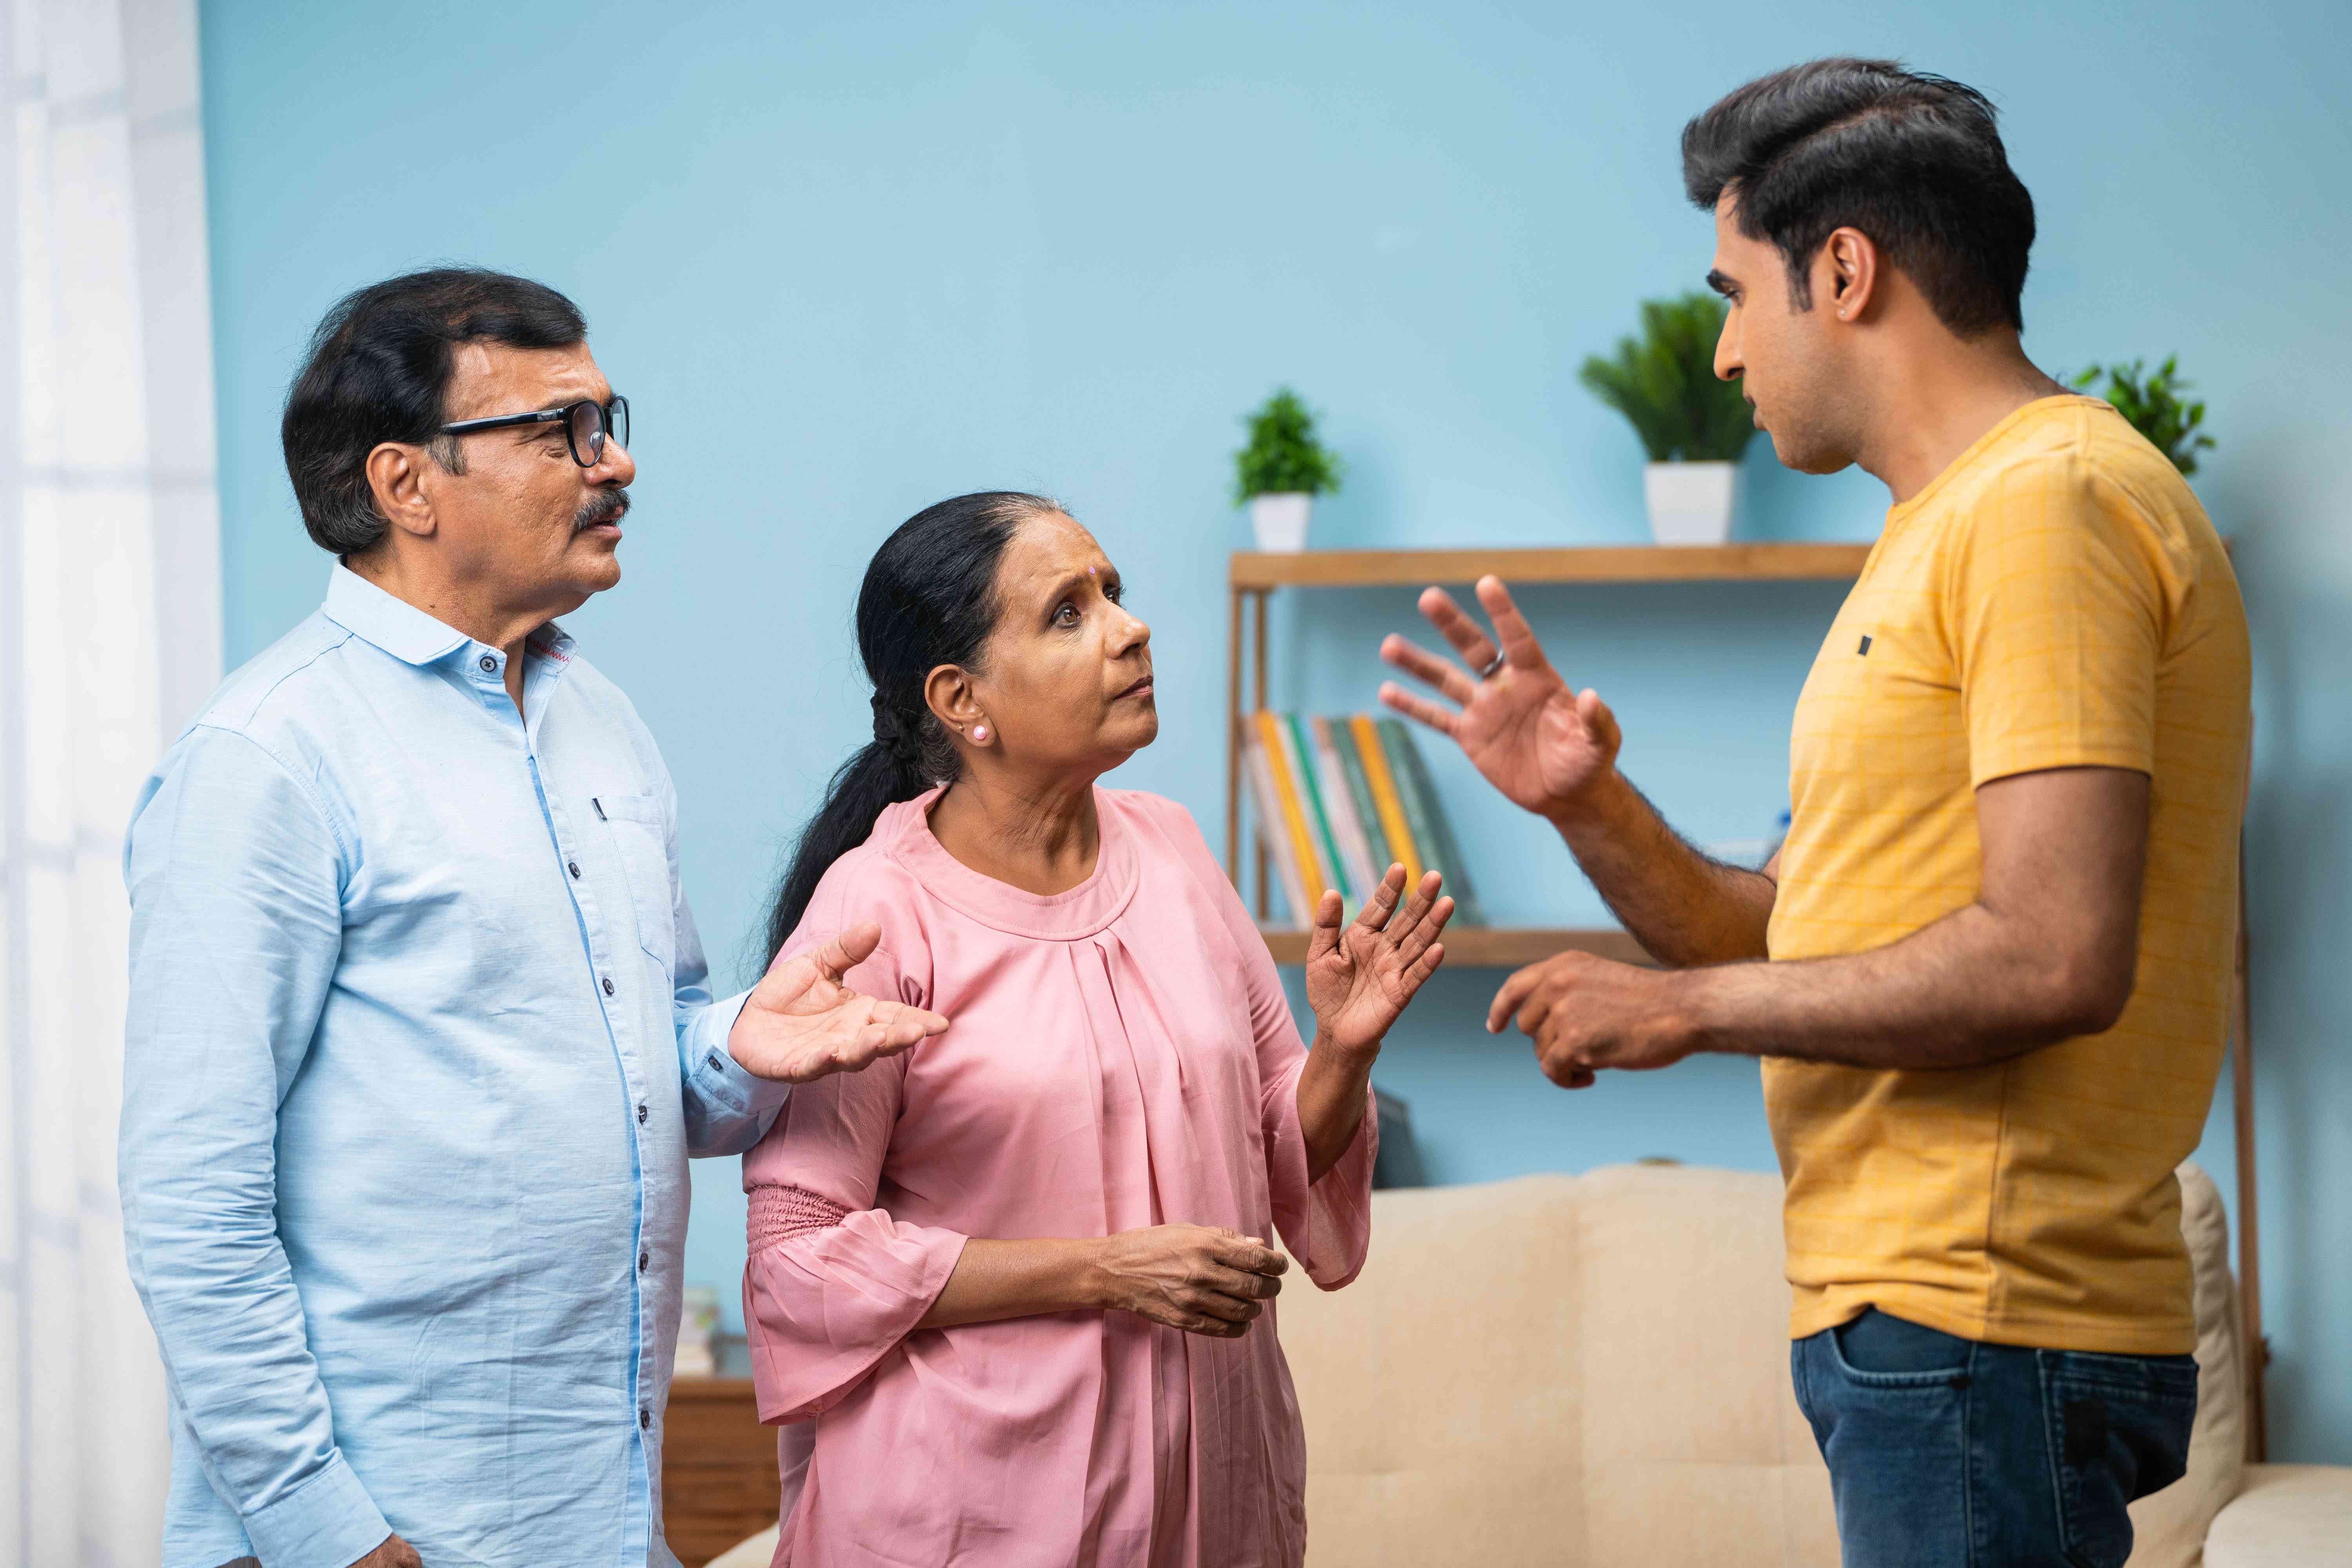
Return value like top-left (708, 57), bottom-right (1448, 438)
top-left (1378, 575), bottom-right (1622, 824)
top-left (1089, 1225), bottom-right (1288, 1338)
top-left (1304, 865), bottom-right (1452, 1055)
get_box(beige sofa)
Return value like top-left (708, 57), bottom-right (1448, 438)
top-left (710, 1162), bottom-right (2347, 1567)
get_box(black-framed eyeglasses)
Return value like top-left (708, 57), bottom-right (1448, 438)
top-left (439, 395), bottom-right (630, 468)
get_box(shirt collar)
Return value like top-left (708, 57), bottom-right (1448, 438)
top-left (322, 564), bottom-right (575, 667)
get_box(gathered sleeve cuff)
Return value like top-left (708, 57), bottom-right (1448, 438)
top-left (742, 1191), bottom-right (967, 1423)
top-left (1260, 1056), bottom-right (1378, 1291)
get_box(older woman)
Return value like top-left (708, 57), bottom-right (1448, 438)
top-left (742, 492), bottom-right (1450, 1566)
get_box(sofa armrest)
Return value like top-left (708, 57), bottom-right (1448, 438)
top-left (2201, 1463), bottom-right (2352, 1567)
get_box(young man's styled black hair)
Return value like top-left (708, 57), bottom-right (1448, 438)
top-left (281, 267), bottom-right (588, 555)
top-left (1682, 59), bottom-right (2035, 339)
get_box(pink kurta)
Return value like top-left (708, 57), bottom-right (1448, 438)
top-left (740, 786), bottom-right (1375, 1567)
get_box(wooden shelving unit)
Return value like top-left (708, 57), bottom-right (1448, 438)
top-left (1230, 541), bottom-right (1872, 591)
top-left (1223, 542), bottom-right (1871, 964)
top-left (1256, 924), bottom-right (1652, 969)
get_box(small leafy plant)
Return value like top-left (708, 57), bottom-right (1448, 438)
top-left (1578, 292), bottom-right (1755, 464)
top-left (1234, 388), bottom-right (1344, 504)
top-left (2069, 356), bottom-right (2214, 475)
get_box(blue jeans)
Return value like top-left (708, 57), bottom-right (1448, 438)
top-left (1791, 1309), bottom-right (2198, 1568)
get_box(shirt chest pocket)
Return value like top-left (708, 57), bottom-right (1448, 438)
top-left (596, 793), bottom-right (676, 977)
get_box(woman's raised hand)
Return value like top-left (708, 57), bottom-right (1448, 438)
top-left (1090, 1224), bottom-right (1289, 1338)
top-left (1304, 864), bottom-right (1452, 1054)
top-left (1378, 575), bottom-right (1622, 821)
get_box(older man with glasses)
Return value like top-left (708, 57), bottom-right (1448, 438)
top-left (118, 267), bottom-right (948, 1568)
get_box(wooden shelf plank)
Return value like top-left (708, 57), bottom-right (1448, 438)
top-left (1230, 542), bottom-right (1870, 589)
top-left (1257, 925), bottom-right (1654, 969)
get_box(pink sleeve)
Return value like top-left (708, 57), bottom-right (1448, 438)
top-left (738, 901), bottom-right (967, 1424)
top-left (1139, 793), bottom-right (1377, 1290)
top-left (1248, 937), bottom-right (1377, 1292)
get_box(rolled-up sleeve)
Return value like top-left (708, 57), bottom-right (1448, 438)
top-left (118, 726), bottom-right (393, 1568)
top-left (654, 756), bottom-right (787, 1154)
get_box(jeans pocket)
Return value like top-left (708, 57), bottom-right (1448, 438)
top-left (1829, 1309), bottom-right (1974, 1387)
top-left (2039, 1351), bottom-right (2199, 1568)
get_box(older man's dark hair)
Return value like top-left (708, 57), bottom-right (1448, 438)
top-left (1682, 58), bottom-right (2036, 339)
top-left (281, 267), bottom-right (586, 556)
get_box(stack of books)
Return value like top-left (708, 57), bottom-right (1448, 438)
top-left (1242, 712), bottom-right (1487, 929)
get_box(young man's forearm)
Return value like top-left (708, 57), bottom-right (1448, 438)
top-left (1550, 767), bottom-right (1777, 967)
top-left (1677, 899), bottom-right (2131, 1070)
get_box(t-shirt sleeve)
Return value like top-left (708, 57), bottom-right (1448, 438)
top-left (1946, 453), bottom-right (2174, 789)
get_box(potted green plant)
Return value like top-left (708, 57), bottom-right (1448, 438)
top-left (1578, 292), bottom-right (1756, 544)
top-left (1233, 387), bottom-right (1344, 552)
top-left (2069, 356), bottom-right (2214, 475)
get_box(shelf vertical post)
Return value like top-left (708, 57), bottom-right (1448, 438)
top-left (1225, 582), bottom-right (1243, 888)
top-left (1252, 588), bottom-right (1269, 920)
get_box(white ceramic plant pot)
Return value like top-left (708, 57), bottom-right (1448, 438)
top-left (1249, 492), bottom-right (1314, 552)
top-left (1643, 461), bottom-right (1740, 546)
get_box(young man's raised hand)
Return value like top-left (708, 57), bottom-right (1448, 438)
top-left (1377, 575), bottom-right (1621, 824)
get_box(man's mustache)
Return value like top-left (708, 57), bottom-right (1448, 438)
top-left (575, 490), bottom-right (630, 532)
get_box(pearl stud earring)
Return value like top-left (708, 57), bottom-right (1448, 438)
top-left (972, 724), bottom-right (990, 743)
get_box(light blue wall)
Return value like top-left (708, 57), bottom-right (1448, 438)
top-left (199, 1), bottom-right (2352, 1460)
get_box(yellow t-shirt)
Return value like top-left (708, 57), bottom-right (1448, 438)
top-left (1764, 395), bottom-right (2250, 1354)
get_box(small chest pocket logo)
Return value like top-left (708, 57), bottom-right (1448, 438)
top-left (1857, 633), bottom-right (1873, 657)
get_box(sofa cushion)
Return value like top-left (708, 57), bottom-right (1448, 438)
top-left (1280, 1175), bottom-right (1585, 1566)
top-left (1574, 1163), bottom-right (1839, 1567)
top-left (2202, 1465), bottom-right (2352, 1567)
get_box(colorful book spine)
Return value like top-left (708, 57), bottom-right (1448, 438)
top-left (1253, 712), bottom-right (1328, 914)
top-left (1243, 731), bottom-right (1310, 926)
top-left (1378, 718), bottom-right (1485, 925)
top-left (1308, 715), bottom-right (1380, 901)
top-left (1281, 713), bottom-right (1351, 905)
top-left (1350, 713), bottom-right (1423, 886)
top-left (1327, 719), bottom-right (1394, 881)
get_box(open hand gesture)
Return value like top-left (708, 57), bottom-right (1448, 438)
top-left (727, 922), bottom-right (950, 1083)
top-left (1379, 576), bottom-right (1621, 821)
top-left (1303, 865), bottom-right (1453, 1054)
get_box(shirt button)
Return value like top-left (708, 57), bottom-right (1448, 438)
top-left (638, 1250), bottom-right (650, 1272)
top-left (603, 976), bottom-right (615, 996)
top-left (637, 1103), bottom-right (648, 1124)
top-left (479, 655), bottom-right (497, 673)
top-left (639, 1408), bottom-right (651, 1429)
top-left (568, 861), bottom-right (581, 879)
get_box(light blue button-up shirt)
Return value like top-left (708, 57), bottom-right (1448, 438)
top-left (120, 566), bottom-right (782, 1568)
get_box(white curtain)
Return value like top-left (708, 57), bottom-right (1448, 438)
top-left (0, 0), bottom-right (222, 1563)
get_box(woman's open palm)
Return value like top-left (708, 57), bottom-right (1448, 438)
top-left (1303, 866), bottom-right (1452, 1053)
top-left (1378, 576), bottom-right (1621, 818)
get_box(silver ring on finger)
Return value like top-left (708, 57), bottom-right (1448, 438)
top-left (1479, 651), bottom-right (1506, 680)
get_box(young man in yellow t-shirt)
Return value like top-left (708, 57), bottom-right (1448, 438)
top-left (1378, 58), bottom-right (2249, 1568)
